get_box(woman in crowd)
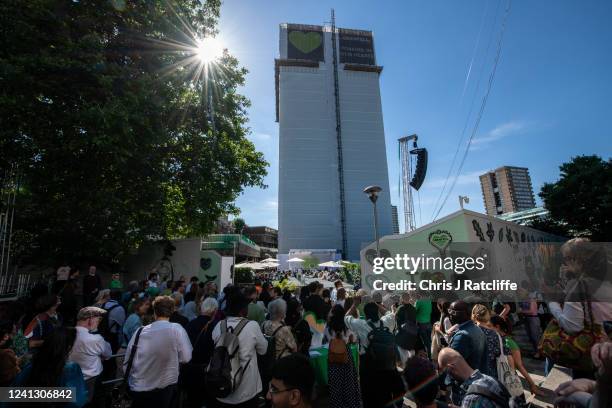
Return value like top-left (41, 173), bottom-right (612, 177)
top-left (471, 304), bottom-right (507, 380)
top-left (335, 287), bottom-right (347, 309)
top-left (540, 238), bottom-right (612, 378)
top-left (93, 289), bottom-right (110, 308)
top-left (182, 288), bottom-right (206, 322)
top-left (261, 299), bottom-right (297, 360)
top-left (10, 327), bottom-right (88, 407)
top-left (24, 294), bottom-right (62, 351)
top-left (491, 315), bottom-right (542, 396)
top-left (326, 304), bottom-right (361, 408)
top-left (116, 297), bottom-right (151, 376)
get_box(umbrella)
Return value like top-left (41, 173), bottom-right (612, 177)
top-left (234, 262), bottom-right (254, 268)
top-left (260, 257), bottom-right (278, 263)
top-left (318, 261), bottom-right (342, 268)
top-left (287, 257), bottom-right (304, 263)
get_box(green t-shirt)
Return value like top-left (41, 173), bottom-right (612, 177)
top-left (110, 280), bottom-right (123, 290)
top-left (415, 299), bottom-right (432, 323)
top-left (504, 336), bottom-right (519, 351)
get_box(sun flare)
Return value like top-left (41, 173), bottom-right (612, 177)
top-left (195, 37), bottom-right (223, 63)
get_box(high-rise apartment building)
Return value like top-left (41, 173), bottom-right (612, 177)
top-left (276, 22), bottom-right (393, 260)
top-left (391, 205), bottom-right (400, 234)
top-left (480, 166), bottom-right (536, 216)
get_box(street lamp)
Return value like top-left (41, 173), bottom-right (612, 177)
top-left (363, 185), bottom-right (382, 258)
top-left (459, 195), bottom-right (470, 210)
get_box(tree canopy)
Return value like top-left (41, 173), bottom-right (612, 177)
top-left (538, 155), bottom-right (611, 241)
top-left (232, 218), bottom-right (246, 234)
top-left (0, 0), bottom-right (267, 265)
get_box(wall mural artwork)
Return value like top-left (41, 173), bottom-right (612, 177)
top-left (365, 248), bottom-right (391, 265)
top-left (486, 222), bottom-right (495, 242)
top-left (428, 229), bottom-right (453, 257)
top-left (506, 227), bottom-right (513, 244)
top-left (471, 220), bottom-right (486, 242)
top-left (199, 257), bottom-right (217, 283)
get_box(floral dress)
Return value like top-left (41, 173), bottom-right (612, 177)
top-left (480, 326), bottom-right (509, 380)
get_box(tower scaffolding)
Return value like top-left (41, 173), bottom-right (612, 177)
top-left (399, 135), bottom-right (417, 232)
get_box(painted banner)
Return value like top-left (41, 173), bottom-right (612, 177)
top-left (339, 28), bottom-right (375, 65)
top-left (287, 24), bottom-right (324, 62)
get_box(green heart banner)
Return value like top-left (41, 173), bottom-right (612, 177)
top-left (287, 25), bottom-right (324, 62)
top-left (289, 31), bottom-right (322, 54)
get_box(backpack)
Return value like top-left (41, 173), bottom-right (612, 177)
top-left (205, 318), bottom-right (250, 398)
top-left (98, 303), bottom-right (124, 351)
top-left (366, 321), bottom-right (397, 371)
top-left (258, 323), bottom-right (286, 389)
top-left (328, 336), bottom-right (349, 364)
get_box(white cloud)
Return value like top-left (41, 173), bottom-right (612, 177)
top-left (251, 132), bottom-right (273, 141)
top-left (470, 121), bottom-right (527, 149)
top-left (262, 199), bottom-right (278, 210)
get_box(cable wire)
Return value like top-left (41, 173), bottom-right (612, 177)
top-left (429, 0), bottom-right (502, 220)
top-left (432, 0), bottom-right (512, 221)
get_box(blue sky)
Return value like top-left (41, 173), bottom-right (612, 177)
top-left (215, 0), bottom-right (612, 231)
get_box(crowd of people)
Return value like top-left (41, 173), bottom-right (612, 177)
top-left (0, 238), bottom-right (610, 408)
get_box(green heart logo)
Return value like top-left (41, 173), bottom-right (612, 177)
top-left (428, 230), bottom-right (453, 256)
top-left (289, 31), bottom-right (322, 54)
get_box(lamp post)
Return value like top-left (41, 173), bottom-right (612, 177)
top-left (363, 185), bottom-right (382, 258)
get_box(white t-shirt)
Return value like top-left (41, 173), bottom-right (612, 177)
top-left (344, 314), bottom-right (395, 354)
top-left (124, 320), bottom-right (192, 391)
top-left (211, 317), bottom-right (268, 404)
top-left (69, 326), bottom-right (112, 380)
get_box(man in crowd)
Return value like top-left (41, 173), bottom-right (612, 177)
top-left (69, 307), bottom-right (112, 407)
top-left (267, 354), bottom-right (315, 408)
top-left (83, 265), bottom-right (102, 306)
top-left (124, 295), bottom-right (192, 408)
top-left (446, 300), bottom-right (487, 405)
top-left (345, 299), bottom-right (403, 408)
top-left (211, 289), bottom-right (268, 407)
top-left (101, 290), bottom-right (126, 352)
top-left (415, 293), bottom-right (433, 358)
top-left (147, 272), bottom-right (159, 288)
top-left (403, 357), bottom-right (443, 408)
top-left (438, 348), bottom-right (512, 408)
top-left (185, 276), bottom-right (199, 294)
